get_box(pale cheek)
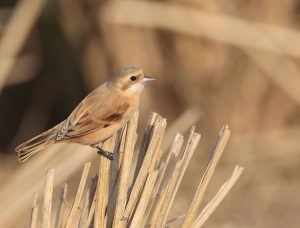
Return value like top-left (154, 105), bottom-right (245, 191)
top-left (126, 84), bottom-right (144, 95)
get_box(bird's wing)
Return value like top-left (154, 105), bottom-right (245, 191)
top-left (56, 87), bottom-right (130, 140)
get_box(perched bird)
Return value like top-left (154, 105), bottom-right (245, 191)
top-left (15, 67), bottom-right (155, 162)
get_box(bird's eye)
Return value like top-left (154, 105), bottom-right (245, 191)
top-left (130, 76), bottom-right (137, 81)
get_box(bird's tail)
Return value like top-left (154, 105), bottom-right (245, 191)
top-left (15, 124), bottom-right (61, 162)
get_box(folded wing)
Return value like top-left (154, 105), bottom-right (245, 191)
top-left (56, 89), bottom-right (130, 140)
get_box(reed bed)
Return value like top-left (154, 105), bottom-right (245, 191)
top-left (29, 112), bottom-right (243, 227)
top-left (0, 0), bottom-right (298, 226)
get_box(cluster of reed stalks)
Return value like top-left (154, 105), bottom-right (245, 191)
top-left (28, 112), bottom-right (243, 228)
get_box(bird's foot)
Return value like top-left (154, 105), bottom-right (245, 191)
top-left (97, 147), bottom-right (114, 160)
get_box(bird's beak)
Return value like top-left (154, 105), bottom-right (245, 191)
top-left (142, 75), bottom-right (156, 83)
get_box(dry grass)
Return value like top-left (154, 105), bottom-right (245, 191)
top-left (25, 112), bottom-right (242, 227)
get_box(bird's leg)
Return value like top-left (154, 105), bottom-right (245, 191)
top-left (96, 146), bottom-right (115, 160)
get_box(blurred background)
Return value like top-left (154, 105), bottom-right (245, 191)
top-left (1, 0), bottom-right (300, 227)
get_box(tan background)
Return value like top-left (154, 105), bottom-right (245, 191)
top-left (0, 0), bottom-right (300, 227)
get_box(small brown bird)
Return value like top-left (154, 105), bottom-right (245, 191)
top-left (15, 67), bottom-right (155, 162)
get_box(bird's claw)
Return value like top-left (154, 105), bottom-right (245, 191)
top-left (97, 148), bottom-right (114, 160)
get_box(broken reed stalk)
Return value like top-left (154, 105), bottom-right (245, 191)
top-left (192, 165), bottom-right (244, 227)
top-left (182, 125), bottom-right (231, 227)
top-left (94, 136), bottom-right (116, 228)
top-left (29, 112), bottom-right (243, 227)
top-left (55, 183), bottom-right (68, 228)
top-left (112, 112), bottom-right (138, 228)
top-left (65, 162), bottom-right (91, 228)
top-left (41, 168), bottom-right (54, 228)
top-left (78, 176), bottom-right (97, 227)
top-left (29, 191), bottom-right (38, 228)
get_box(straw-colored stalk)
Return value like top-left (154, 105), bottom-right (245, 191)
top-left (29, 112), bottom-right (243, 227)
top-left (55, 183), bottom-right (68, 228)
top-left (29, 191), bottom-right (39, 228)
top-left (41, 168), bottom-right (54, 228)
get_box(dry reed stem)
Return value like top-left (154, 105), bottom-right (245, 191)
top-left (41, 168), bottom-right (55, 228)
top-left (113, 112), bottom-right (138, 228)
top-left (146, 133), bottom-right (184, 226)
top-left (82, 192), bottom-right (96, 228)
top-left (0, 108), bottom-right (203, 227)
top-left (94, 135), bottom-right (116, 228)
top-left (155, 127), bottom-right (201, 227)
top-left (55, 183), bottom-right (68, 228)
top-left (192, 166), bottom-right (244, 228)
top-left (159, 132), bottom-right (201, 226)
top-left (65, 162), bottom-right (91, 228)
top-left (108, 129), bottom-right (126, 198)
top-left (123, 114), bottom-right (167, 223)
top-left (29, 191), bottom-right (39, 228)
top-left (0, 144), bottom-right (96, 228)
top-left (25, 112), bottom-right (243, 228)
top-left (162, 134), bottom-right (184, 179)
top-left (148, 142), bottom-right (184, 227)
top-left (106, 130), bottom-right (127, 228)
top-left (0, 0), bottom-right (47, 92)
top-left (183, 125), bottom-right (231, 227)
top-left (140, 162), bottom-right (165, 227)
top-left (129, 170), bottom-right (159, 227)
top-left (94, 158), bottom-right (109, 228)
top-left (132, 112), bottom-right (158, 182)
top-left (79, 176), bottom-right (97, 227)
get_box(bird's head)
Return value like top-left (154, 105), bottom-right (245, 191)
top-left (109, 67), bottom-right (155, 95)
